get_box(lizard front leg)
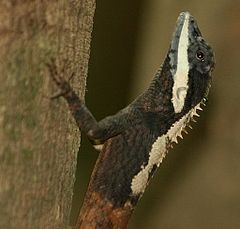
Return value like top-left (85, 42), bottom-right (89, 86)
top-left (48, 62), bottom-right (129, 146)
top-left (48, 62), bottom-right (139, 228)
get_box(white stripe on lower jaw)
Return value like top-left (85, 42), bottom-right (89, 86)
top-left (171, 12), bottom-right (190, 113)
top-left (130, 102), bottom-right (203, 196)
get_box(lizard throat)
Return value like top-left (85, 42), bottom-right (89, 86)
top-left (130, 100), bottom-right (205, 196)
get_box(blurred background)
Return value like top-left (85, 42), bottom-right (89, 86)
top-left (71, 1), bottom-right (240, 228)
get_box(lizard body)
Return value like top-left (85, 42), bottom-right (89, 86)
top-left (49, 12), bottom-right (215, 229)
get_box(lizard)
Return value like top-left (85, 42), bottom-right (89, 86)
top-left (48, 11), bottom-right (215, 229)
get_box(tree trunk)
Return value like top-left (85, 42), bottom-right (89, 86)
top-left (0, 1), bottom-right (95, 229)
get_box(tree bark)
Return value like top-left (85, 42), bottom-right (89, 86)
top-left (0, 1), bottom-right (95, 229)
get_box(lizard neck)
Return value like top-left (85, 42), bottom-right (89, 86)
top-left (137, 56), bottom-right (175, 116)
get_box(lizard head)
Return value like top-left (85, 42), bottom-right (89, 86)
top-left (167, 12), bottom-right (215, 115)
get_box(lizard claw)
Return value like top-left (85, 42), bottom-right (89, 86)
top-left (47, 58), bottom-right (74, 99)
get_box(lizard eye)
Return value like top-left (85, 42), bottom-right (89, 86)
top-left (196, 50), bottom-right (205, 61)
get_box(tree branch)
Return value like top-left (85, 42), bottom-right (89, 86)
top-left (0, 1), bottom-right (95, 228)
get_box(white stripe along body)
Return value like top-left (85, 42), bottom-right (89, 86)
top-left (131, 102), bottom-right (204, 195)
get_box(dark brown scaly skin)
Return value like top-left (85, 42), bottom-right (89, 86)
top-left (49, 12), bottom-right (215, 229)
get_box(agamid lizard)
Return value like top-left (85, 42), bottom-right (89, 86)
top-left (49, 12), bottom-right (215, 229)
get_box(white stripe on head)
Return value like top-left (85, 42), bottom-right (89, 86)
top-left (171, 12), bottom-right (190, 113)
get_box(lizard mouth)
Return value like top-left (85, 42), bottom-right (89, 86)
top-left (171, 12), bottom-right (202, 49)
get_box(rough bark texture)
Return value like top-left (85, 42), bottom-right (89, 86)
top-left (0, 1), bottom-right (95, 229)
